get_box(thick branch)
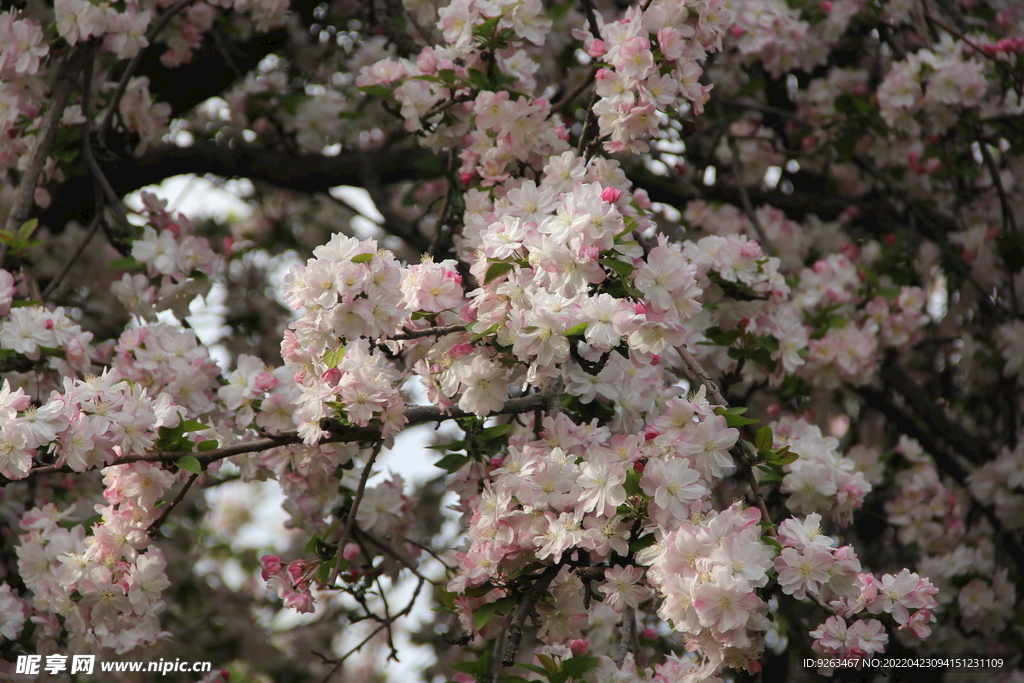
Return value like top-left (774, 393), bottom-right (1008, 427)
top-left (503, 562), bottom-right (563, 666)
top-left (5, 391), bottom-right (551, 485)
top-left (41, 142), bottom-right (436, 232)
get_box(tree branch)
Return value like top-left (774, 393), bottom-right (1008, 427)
top-left (503, 562), bottom-right (563, 666)
top-left (5, 391), bottom-right (551, 486)
top-left (147, 472), bottom-right (199, 537)
top-left (328, 440), bottom-right (384, 586)
top-left (2, 48), bottom-right (85, 265)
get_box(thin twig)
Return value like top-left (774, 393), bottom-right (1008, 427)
top-left (328, 441), bottom-right (385, 586)
top-left (678, 344), bottom-right (776, 534)
top-left (977, 141), bottom-right (1020, 314)
top-left (552, 67), bottom-right (598, 113)
top-left (391, 324), bottom-right (467, 340)
top-left (42, 214), bottom-right (102, 301)
top-left (428, 153), bottom-right (456, 257)
top-left (353, 526), bottom-right (438, 586)
top-left (715, 98), bottom-right (776, 256)
top-left (147, 473), bottom-right (199, 536)
top-left (319, 577), bottom-right (423, 683)
top-left (1, 48), bottom-right (84, 264)
top-left (97, 0), bottom-right (196, 145)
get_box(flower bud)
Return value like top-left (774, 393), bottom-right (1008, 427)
top-left (601, 186), bottom-right (622, 203)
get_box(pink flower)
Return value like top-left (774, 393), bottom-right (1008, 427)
top-left (775, 547), bottom-right (834, 599)
top-left (598, 565), bottom-right (650, 613)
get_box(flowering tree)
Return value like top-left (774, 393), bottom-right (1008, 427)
top-left (1, 0), bottom-right (1023, 681)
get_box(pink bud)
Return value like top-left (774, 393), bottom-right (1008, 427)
top-left (886, 233), bottom-right (897, 245)
top-left (322, 367), bottom-right (342, 385)
top-left (767, 403), bottom-right (781, 417)
top-left (644, 426), bottom-right (660, 442)
top-left (166, 222), bottom-right (182, 238)
top-left (33, 186), bottom-right (51, 209)
top-left (445, 269), bottom-right (463, 284)
top-left (650, 354), bottom-right (660, 366)
top-left (634, 301), bottom-right (647, 315)
top-left (261, 555), bottom-right (282, 580)
top-left (570, 639), bottom-right (590, 656)
top-left (838, 241), bottom-right (861, 261)
top-left (819, 0), bottom-right (833, 11)
top-left (450, 342), bottom-right (474, 358)
top-left (44, 318), bottom-right (53, 330)
top-left (601, 186), bottom-right (622, 203)
top-left (343, 543), bottom-right (361, 560)
top-left (587, 39), bottom-right (607, 58)
top-left (595, 68), bottom-right (610, 80)
top-left (924, 157), bottom-right (941, 174)
top-left (730, 24), bottom-right (745, 37)
top-left (639, 628), bottom-right (658, 640)
top-left (459, 172), bottom-right (473, 185)
top-left (255, 372), bottom-right (278, 391)
top-left (802, 135), bottom-right (816, 149)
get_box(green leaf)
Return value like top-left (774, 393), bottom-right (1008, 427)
top-left (473, 15), bottom-right (501, 38)
top-left (351, 253), bottom-right (374, 264)
top-left (561, 657), bottom-right (599, 678)
top-left (197, 439), bottom-right (219, 452)
top-left (316, 562), bottom-right (332, 584)
top-left (481, 423), bottom-right (513, 439)
top-left (624, 469), bottom-right (643, 497)
top-left (471, 322), bottom-right (499, 341)
top-left (762, 535), bottom-right (783, 553)
top-left (358, 84), bottom-right (392, 99)
top-left (177, 456), bottom-right (202, 475)
top-left (501, 676), bottom-right (534, 683)
top-left (467, 68), bottom-right (491, 89)
top-left (771, 449), bottom-right (799, 466)
top-left (564, 322), bottom-right (588, 337)
top-left (485, 260), bottom-right (517, 284)
top-left (755, 426), bottom-right (773, 452)
top-left (598, 257), bottom-right (635, 280)
top-left (629, 533), bottom-right (657, 554)
top-left (536, 654), bottom-right (560, 675)
top-left (474, 600), bottom-right (500, 631)
top-left (109, 255), bottom-right (140, 269)
top-left (438, 68), bottom-right (457, 84)
top-left (515, 662), bottom-right (552, 677)
top-left (722, 413), bottom-right (758, 428)
top-left (18, 218), bottom-right (38, 240)
top-left (305, 534), bottom-right (320, 554)
top-left (435, 452), bottom-right (470, 473)
top-left (180, 420), bottom-right (210, 433)
top-left (464, 582), bottom-right (498, 598)
top-left (324, 346), bottom-right (346, 368)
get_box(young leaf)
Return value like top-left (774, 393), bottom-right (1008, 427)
top-left (485, 260), bottom-right (516, 284)
top-left (177, 456), bottom-right (202, 475)
top-left (473, 600), bottom-right (500, 631)
top-left (755, 426), bottom-right (773, 452)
